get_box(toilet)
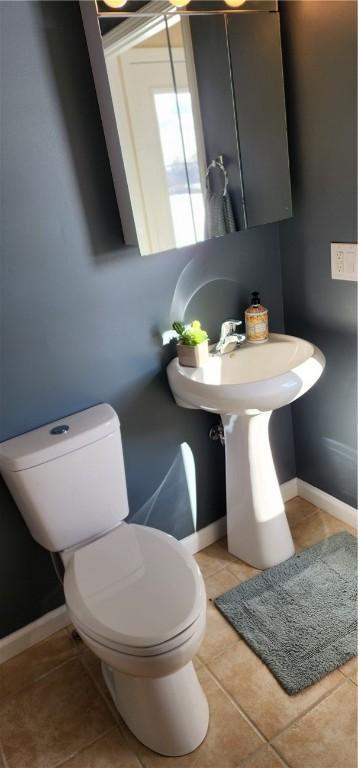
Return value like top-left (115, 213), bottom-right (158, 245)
top-left (0, 404), bottom-right (209, 756)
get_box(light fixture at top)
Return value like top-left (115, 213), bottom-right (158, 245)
top-left (102, 0), bottom-right (246, 9)
top-left (168, 0), bottom-right (191, 6)
top-left (102, 0), bottom-right (128, 7)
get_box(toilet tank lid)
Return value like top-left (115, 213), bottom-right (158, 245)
top-left (0, 404), bottom-right (120, 472)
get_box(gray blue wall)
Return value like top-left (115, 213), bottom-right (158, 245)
top-left (0, 1), bottom-right (295, 637)
top-left (279, 0), bottom-right (357, 508)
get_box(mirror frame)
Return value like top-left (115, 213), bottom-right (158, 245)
top-left (80, 0), bottom-right (282, 252)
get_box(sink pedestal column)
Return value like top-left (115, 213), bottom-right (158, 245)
top-left (222, 411), bottom-right (295, 570)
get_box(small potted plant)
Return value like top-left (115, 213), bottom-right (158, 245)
top-left (172, 320), bottom-right (209, 367)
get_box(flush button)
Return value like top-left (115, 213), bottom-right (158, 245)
top-left (50, 425), bottom-right (70, 435)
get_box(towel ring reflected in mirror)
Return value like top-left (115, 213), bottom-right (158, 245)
top-left (206, 156), bottom-right (229, 196)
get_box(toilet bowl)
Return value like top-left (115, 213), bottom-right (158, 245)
top-left (0, 404), bottom-right (209, 756)
top-left (64, 523), bottom-right (208, 755)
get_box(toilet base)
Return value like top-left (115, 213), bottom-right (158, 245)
top-left (102, 660), bottom-right (209, 756)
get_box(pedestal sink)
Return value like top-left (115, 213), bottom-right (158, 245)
top-left (167, 334), bottom-right (325, 569)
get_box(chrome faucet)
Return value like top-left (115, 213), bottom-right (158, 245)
top-left (215, 319), bottom-right (246, 354)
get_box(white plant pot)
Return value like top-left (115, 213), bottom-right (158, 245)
top-left (177, 340), bottom-right (209, 368)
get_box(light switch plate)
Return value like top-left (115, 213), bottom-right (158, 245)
top-left (331, 242), bottom-right (358, 281)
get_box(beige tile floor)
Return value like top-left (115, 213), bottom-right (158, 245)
top-left (0, 498), bottom-right (356, 768)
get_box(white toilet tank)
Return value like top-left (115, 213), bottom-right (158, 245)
top-left (0, 404), bottom-right (129, 552)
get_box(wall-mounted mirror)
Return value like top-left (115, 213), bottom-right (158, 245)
top-left (81, 1), bottom-right (292, 256)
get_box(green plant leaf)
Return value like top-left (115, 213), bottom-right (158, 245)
top-left (172, 319), bottom-right (209, 346)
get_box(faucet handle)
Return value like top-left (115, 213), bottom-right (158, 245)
top-left (220, 318), bottom-right (242, 336)
top-left (216, 318), bottom-right (245, 353)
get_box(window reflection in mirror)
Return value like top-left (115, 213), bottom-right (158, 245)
top-left (101, 13), bottom-right (206, 255)
top-left (165, 16), bottom-right (206, 245)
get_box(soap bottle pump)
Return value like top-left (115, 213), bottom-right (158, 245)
top-left (245, 292), bottom-right (269, 344)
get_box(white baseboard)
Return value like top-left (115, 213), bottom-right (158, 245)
top-left (0, 605), bottom-right (68, 665)
top-left (182, 477), bottom-right (298, 556)
top-left (2, 477), bottom-right (355, 665)
top-left (182, 515), bottom-right (227, 555)
top-left (280, 477), bottom-right (299, 502)
top-left (297, 478), bottom-right (358, 530)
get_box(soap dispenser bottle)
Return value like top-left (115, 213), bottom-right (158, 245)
top-left (245, 292), bottom-right (269, 344)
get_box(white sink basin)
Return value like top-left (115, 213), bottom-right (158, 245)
top-left (167, 334), bottom-right (325, 415)
top-left (167, 333), bottom-right (325, 570)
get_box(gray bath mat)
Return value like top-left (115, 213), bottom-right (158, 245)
top-left (215, 532), bottom-right (357, 694)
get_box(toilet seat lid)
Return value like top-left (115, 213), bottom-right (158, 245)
top-left (64, 524), bottom-right (204, 649)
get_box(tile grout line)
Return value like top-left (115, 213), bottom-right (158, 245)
top-left (198, 636), bottom-right (242, 666)
top-left (0, 654), bottom-right (81, 709)
top-left (114, 715), bottom-right (151, 768)
top-left (115, 721), bottom-right (148, 768)
top-left (52, 726), bottom-right (118, 768)
top-left (76, 650), bottom-right (155, 767)
top-left (199, 562), bottom-right (232, 579)
top-left (77, 654), bottom-right (122, 724)
top-left (234, 744), bottom-right (274, 768)
top-left (225, 565), bottom-right (258, 581)
top-left (197, 638), bottom-right (240, 666)
top-left (268, 676), bottom-right (347, 746)
top-left (288, 508), bottom-right (320, 531)
top-left (203, 664), bottom-right (268, 744)
top-left (207, 656), bottom-right (348, 748)
top-left (267, 743), bottom-right (291, 768)
top-left (272, 740), bottom-right (298, 768)
top-left (204, 565), bottom-right (248, 587)
top-left (72, 654), bottom-right (146, 768)
top-left (236, 742), bottom-right (290, 768)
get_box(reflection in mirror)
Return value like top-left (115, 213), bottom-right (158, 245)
top-left (102, 12), bottom-right (209, 255)
top-left (164, 16), bottom-right (206, 248)
top-left (167, 17), bottom-right (238, 242)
